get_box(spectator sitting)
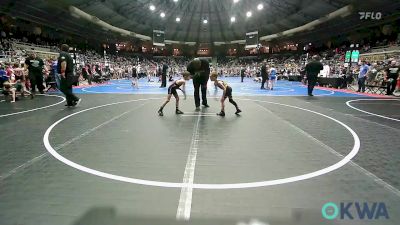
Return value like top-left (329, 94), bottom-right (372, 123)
top-left (2, 77), bottom-right (23, 103)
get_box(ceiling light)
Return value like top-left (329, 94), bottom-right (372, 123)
top-left (149, 5), bottom-right (155, 11)
top-left (233, 0), bottom-right (239, 3)
top-left (160, 12), bottom-right (165, 18)
top-left (246, 11), bottom-right (252, 17)
top-left (257, 3), bottom-right (263, 10)
top-left (173, 0), bottom-right (178, 2)
top-left (230, 16), bottom-right (236, 22)
top-left (176, 17), bottom-right (181, 22)
top-left (203, 19), bottom-right (208, 24)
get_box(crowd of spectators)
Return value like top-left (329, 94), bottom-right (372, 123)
top-left (1, 31), bottom-right (400, 102)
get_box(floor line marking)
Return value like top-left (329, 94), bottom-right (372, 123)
top-left (182, 112), bottom-right (216, 115)
top-left (0, 94), bottom-right (66, 118)
top-left (176, 114), bottom-right (201, 220)
top-left (0, 153), bottom-right (47, 180)
top-left (0, 102), bottom-right (147, 181)
top-left (43, 98), bottom-right (361, 189)
top-left (342, 113), bottom-right (400, 132)
top-left (181, 114), bottom-right (216, 117)
top-left (255, 103), bottom-right (400, 198)
top-left (346, 99), bottom-right (400, 122)
top-left (354, 114), bottom-right (400, 117)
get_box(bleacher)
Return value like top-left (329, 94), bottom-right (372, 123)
top-left (12, 41), bottom-right (58, 53)
top-left (358, 45), bottom-right (400, 95)
top-left (368, 44), bottom-right (400, 54)
top-left (365, 71), bottom-right (387, 95)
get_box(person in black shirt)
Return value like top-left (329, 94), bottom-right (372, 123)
top-left (305, 55), bottom-right (323, 96)
top-left (157, 65), bottom-right (162, 82)
top-left (260, 63), bottom-right (269, 89)
top-left (131, 65), bottom-right (138, 88)
top-left (24, 52), bottom-right (44, 98)
top-left (86, 64), bottom-right (92, 85)
top-left (240, 67), bottom-right (245, 83)
top-left (384, 60), bottom-right (400, 95)
top-left (187, 58), bottom-right (210, 110)
top-left (58, 44), bottom-right (80, 107)
top-left (339, 67), bottom-right (348, 89)
top-left (160, 64), bottom-right (168, 88)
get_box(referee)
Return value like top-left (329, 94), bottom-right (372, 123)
top-left (58, 44), bottom-right (81, 107)
top-left (187, 58), bottom-right (210, 110)
top-left (260, 62), bottom-right (268, 89)
top-left (305, 55), bottom-right (323, 96)
top-left (160, 63), bottom-right (168, 88)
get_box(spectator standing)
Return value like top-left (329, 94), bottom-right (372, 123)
top-left (357, 61), bottom-right (369, 93)
top-left (0, 64), bottom-right (8, 86)
top-left (131, 65), bottom-right (138, 88)
top-left (384, 60), bottom-right (400, 95)
top-left (24, 52), bottom-right (44, 98)
top-left (240, 66), bottom-right (246, 83)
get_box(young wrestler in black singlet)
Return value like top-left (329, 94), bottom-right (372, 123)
top-left (158, 72), bottom-right (190, 116)
top-left (210, 72), bottom-right (241, 116)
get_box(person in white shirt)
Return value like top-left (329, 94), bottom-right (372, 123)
top-left (320, 64), bottom-right (331, 77)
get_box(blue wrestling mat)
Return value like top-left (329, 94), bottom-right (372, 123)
top-left (73, 77), bottom-right (368, 97)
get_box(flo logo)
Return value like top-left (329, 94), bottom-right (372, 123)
top-left (321, 202), bottom-right (389, 220)
top-left (359, 12), bottom-right (382, 20)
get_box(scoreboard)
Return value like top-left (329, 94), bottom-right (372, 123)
top-left (245, 31), bottom-right (258, 49)
top-left (344, 50), bottom-right (360, 63)
top-left (153, 30), bottom-right (165, 47)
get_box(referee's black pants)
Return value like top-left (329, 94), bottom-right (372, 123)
top-left (60, 78), bottom-right (79, 106)
top-left (161, 74), bottom-right (167, 87)
top-left (193, 76), bottom-right (209, 107)
top-left (307, 76), bottom-right (317, 95)
top-left (261, 76), bottom-right (268, 89)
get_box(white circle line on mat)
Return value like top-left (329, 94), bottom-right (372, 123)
top-left (0, 94), bottom-right (66, 118)
top-left (346, 99), bottom-right (400, 122)
top-left (43, 98), bottom-right (360, 189)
